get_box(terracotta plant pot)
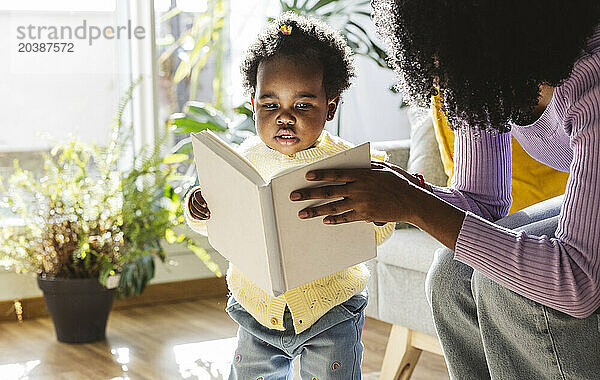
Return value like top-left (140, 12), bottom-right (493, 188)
top-left (37, 276), bottom-right (115, 343)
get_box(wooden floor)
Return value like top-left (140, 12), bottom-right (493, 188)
top-left (0, 297), bottom-right (449, 379)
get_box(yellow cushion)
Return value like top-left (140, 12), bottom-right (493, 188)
top-left (431, 93), bottom-right (569, 213)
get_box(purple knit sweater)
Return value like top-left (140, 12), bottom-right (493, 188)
top-left (431, 28), bottom-right (600, 318)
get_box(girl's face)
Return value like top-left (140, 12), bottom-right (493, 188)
top-left (251, 56), bottom-right (338, 156)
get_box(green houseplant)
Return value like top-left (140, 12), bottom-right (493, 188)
top-left (0, 82), bottom-right (222, 343)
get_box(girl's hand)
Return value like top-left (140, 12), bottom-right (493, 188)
top-left (289, 160), bottom-right (426, 225)
top-left (188, 189), bottom-right (211, 220)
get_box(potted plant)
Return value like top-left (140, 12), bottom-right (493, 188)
top-left (0, 83), bottom-right (222, 343)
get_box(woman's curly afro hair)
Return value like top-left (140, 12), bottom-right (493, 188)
top-left (372, 0), bottom-right (600, 132)
top-left (241, 12), bottom-right (355, 100)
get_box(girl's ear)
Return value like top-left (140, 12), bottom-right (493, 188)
top-left (250, 97), bottom-right (256, 120)
top-left (326, 96), bottom-right (340, 121)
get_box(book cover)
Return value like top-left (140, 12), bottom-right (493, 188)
top-left (191, 131), bottom-right (376, 296)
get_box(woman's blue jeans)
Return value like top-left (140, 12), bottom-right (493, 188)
top-left (426, 195), bottom-right (600, 379)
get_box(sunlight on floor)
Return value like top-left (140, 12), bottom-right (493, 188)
top-left (173, 337), bottom-right (238, 380)
top-left (110, 346), bottom-right (131, 379)
top-left (0, 360), bottom-right (41, 380)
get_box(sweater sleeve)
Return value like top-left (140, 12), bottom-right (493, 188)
top-left (430, 128), bottom-right (513, 221)
top-left (454, 121), bottom-right (600, 318)
top-left (430, 75), bottom-right (600, 319)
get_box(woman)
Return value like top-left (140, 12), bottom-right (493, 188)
top-left (289, 1), bottom-right (600, 378)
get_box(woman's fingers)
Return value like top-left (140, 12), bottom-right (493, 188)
top-left (290, 184), bottom-right (349, 201)
top-left (304, 168), bottom-right (366, 182)
top-left (298, 199), bottom-right (352, 219)
top-left (323, 210), bottom-right (361, 225)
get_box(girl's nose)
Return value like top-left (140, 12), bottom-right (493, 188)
top-left (276, 112), bottom-right (295, 126)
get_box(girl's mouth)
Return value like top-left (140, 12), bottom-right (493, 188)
top-left (275, 134), bottom-right (299, 145)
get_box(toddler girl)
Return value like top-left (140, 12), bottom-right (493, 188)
top-left (185, 12), bottom-right (394, 380)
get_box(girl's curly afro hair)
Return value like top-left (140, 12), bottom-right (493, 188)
top-left (241, 12), bottom-right (355, 100)
top-left (372, 0), bottom-right (600, 132)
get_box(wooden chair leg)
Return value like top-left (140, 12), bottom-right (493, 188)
top-left (379, 325), bottom-right (422, 380)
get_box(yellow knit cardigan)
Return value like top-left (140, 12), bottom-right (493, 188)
top-left (185, 131), bottom-right (395, 333)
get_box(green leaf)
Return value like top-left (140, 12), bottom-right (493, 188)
top-left (165, 231), bottom-right (176, 245)
top-left (174, 142), bottom-right (192, 154)
top-left (159, 7), bottom-right (182, 23)
top-left (353, 10), bottom-right (372, 18)
top-left (169, 114), bottom-right (226, 133)
top-left (346, 19), bottom-right (373, 41)
top-left (165, 228), bottom-right (179, 244)
top-left (304, 0), bottom-right (337, 12)
top-left (187, 242), bottom-right (222, 277)
top-left (173, 59), bottom-right (192, 84)
top-left (345, 20), bottom-right (388, 67)
top-left (185, 102), bottom-right (228, 126)
top-left (231, 116), bottom-right (256, 133)
top-left (163, 154), bottom-right (189, 164)
top-left (233, 102), bottom-right (254, 117)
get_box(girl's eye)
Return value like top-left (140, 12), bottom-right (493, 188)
top-left (263, 103), bottom-right (278, 109)
top-left (296, 103), bottom-right (312, 110)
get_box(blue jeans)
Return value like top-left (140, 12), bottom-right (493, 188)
top-left (426, 195), bottom-right (600, 379)
top-left (226, 291), bottom-right (367, 380)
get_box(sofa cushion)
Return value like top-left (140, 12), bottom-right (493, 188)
top-left (406, 107), bottom-right (448, 187)
top-left (371, 140), bottom-right (410, 169)
top-left (377, 261), bottom-right (437, 336)
top-left (377, 228), bottom-right (444, 273)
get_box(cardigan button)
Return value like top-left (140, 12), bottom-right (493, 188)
top-left (270, 317), bottom-right (278, 325)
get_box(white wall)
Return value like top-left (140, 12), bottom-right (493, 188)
top-left (0, 10), bottom-right (120, 151)
top-left (228, 0), bottom-right (280, 108)
top-left (328, 55), bottom-right (410, 144)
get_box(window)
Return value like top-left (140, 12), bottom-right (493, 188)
top-left (0, 0), bottom-right (148, 224)
top-left (154, 0), bottom-right (229, 134)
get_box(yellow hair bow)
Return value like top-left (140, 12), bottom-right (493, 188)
top-left (279, 25), bottom-right (292, 35)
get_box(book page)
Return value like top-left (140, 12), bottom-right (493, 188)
top-left (270, 143), bottom-right (376, 290)
top-left (191, 133), bottom-right (275, 295)
top-left (192, 131), bottom-right (266, 186)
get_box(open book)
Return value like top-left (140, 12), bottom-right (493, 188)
top-left (191, 131), bottom-right (376, 297)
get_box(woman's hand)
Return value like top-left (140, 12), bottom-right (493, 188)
top-left (289, 160), bottom-right (424, 225)
top-left (188, 189), bottom-right (211, 220)
top-left (290, 160), bottom-right (466, 250)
